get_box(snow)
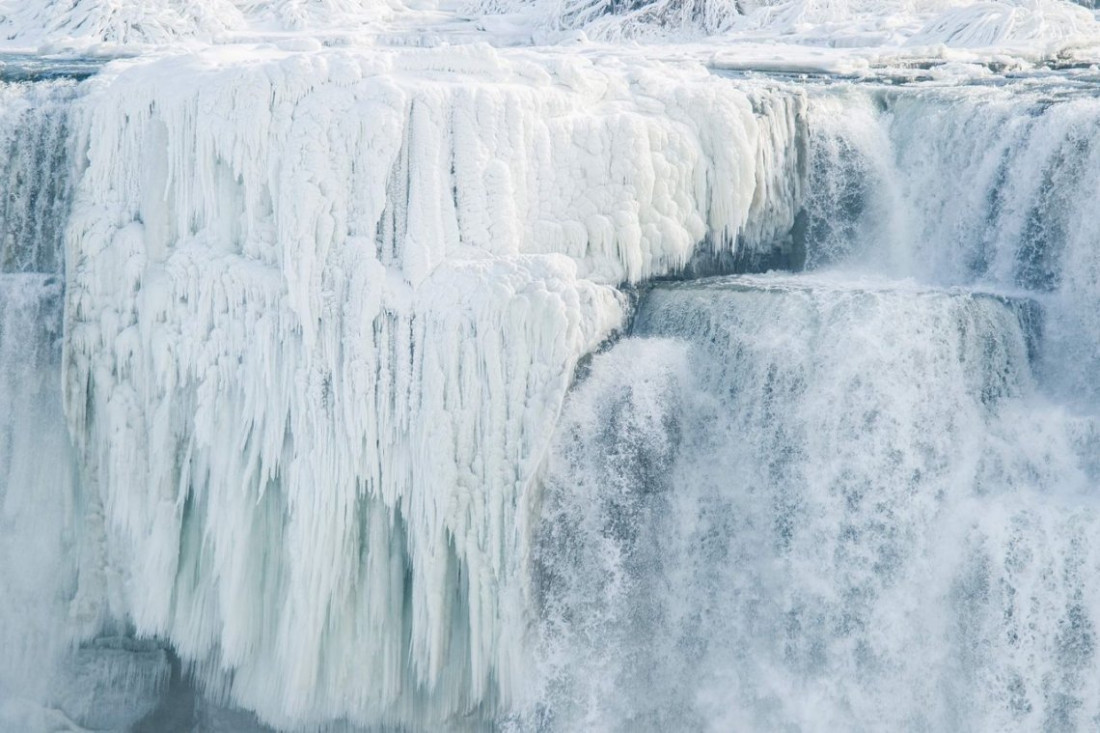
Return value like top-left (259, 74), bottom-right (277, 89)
top-left (0, 0), bottom-right (244, 50)
top-left (0, 0), bottom-right (1097, 63)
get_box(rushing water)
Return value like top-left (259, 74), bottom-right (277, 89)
top-left (532, 75), bottom-right (1100, 732)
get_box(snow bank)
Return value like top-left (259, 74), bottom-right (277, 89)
top-left (0, 0), bottom-right (244, 49)
top-left (477, 0), bottom-right (1098, 52)
top-left (0, 0), bottom-right (396, 51)
top-left (63, 45), bottom-right (785, 728)
top-left (1, 0), bottom-right (1095, 54)
top-left (909, 0), bottom-right (1095, 48)
top-left (237, 0), bottom-right (401, 31)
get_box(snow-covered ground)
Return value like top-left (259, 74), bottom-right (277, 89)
top-left (1, 0), bottom-right (1098, 65)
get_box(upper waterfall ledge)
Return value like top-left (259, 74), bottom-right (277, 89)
top-left (62, 45), bottom-right (789, 729)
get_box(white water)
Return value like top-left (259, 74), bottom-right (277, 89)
top-left (797, 80), bottom-right (1100, 404)
top-left (0, 79), bottom-right (83, 728)
top-left (530, 75), bottom-right (1100, 731)
top-left (0, 274), bottom-right (79, 725)
top-left (536, 276), bottom-right (1100, 730)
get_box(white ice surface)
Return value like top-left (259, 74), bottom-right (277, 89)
top-left (61, 44), bottom-right (792, 728)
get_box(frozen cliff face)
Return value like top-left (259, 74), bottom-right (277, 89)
top-left (6, 25), bottom-right (1100, 732)
top-left (61, 46), bottom-right (794, 728)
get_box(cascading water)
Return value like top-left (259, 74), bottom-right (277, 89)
top-left (0, 76), bottom-right (176, 731)
top-left (530, 75), bottom-right (1100, 732)
top-left (0, 80), bottom-right (76, 273)
top-left (535, 276), bottom-right (1100, 730)
top-left (0, 79), bottom-right (83, 726)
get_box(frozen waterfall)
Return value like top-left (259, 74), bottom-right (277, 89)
top-left (1, 43), bottom-right (1100, 732)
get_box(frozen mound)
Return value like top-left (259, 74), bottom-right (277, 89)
top-left (1, 0), bottom-right (1095, 50)
top-left (0, 0), bottom-right (397, 50)
top-left (235, 0), bottom-right (400, 32)
top-left (478, 0), bottom-right (1098, 49)
top-left (0, 0), bottom-right (244, 49)
top-left (909, 0), bottom-right (1096, 48)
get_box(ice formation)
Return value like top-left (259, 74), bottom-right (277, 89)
top-left (56, 45), bottom-right (801, 728)
top-left (1, 0), bottom-right (1100, 729)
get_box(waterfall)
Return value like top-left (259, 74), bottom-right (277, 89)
top-left (531, 75), bottom-right (1100, 731)
top-left (2, 45), bottom-right (1100, 732)
top-left (536, 275), bottom-right (1099, 730)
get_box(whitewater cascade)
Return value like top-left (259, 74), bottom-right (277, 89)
top-left (1, 41), bottom-right (1100, 733)
top-left (532, 75), bottom-right (1100, 731)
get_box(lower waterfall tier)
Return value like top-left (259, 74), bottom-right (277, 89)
top-left (534, 275), bottom-right (1100, 731)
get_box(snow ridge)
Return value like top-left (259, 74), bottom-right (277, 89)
top-left (1, 0), bottom-right (1095, 50)
top-left (476, 0), bottom-right (1096, 48)
top-left (0, 0), bottom-right (244, 48)
top-left (0, 0), bottom-right (395, 49)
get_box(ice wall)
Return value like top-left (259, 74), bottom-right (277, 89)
top-left (61, 46), bottom-right (792, 728)
top-left (535, 275), bottom-right (1100, 731)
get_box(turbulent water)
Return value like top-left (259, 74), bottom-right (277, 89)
top-left (2, 54), bottom-right (1100, 731)
top-left (537, 277), bottom-right (1100, 731)
top-left (532, 74), bottom-right (1100, 731)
